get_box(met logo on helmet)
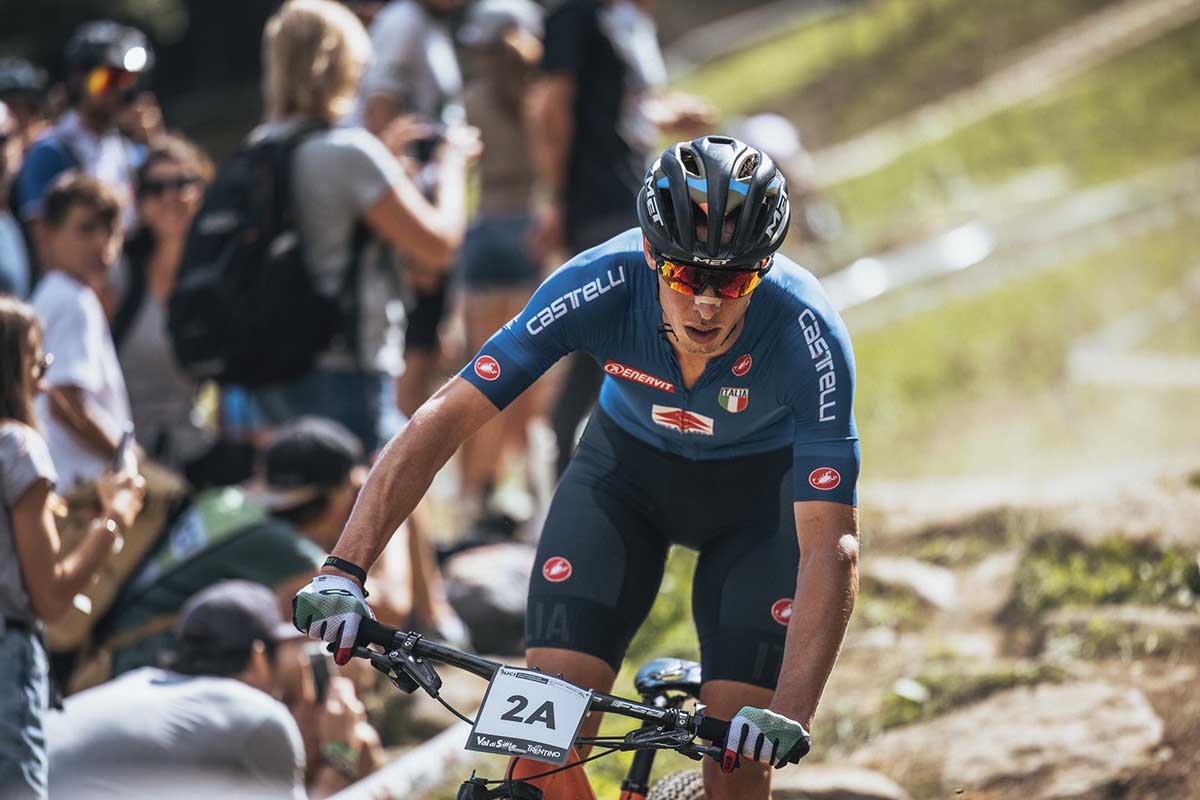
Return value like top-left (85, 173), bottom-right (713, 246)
top-left (765, 193), bottom-right (789, 240)
top-left (644, 165), bottom-right (664, 226)
top-left (474, 355), bottom-right (501, 381)
top-left (808, 467), bottom-right (841, 491)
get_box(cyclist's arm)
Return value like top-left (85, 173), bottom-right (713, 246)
top-left (771, 501), bottom-right (859, 730)
top-left (322, 377), bottom-right (498, 579)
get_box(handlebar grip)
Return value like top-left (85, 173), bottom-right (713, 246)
top-left (356, 617), bottom-right (401, 649)
top-left (697, 714), bottom-right (730, 744)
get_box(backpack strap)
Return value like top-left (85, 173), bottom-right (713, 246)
top-left (110, 244), bottom-right (150, 351)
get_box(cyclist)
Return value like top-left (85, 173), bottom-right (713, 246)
top-left (294, 135), bottom-right (861, 800)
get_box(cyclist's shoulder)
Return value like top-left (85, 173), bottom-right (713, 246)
top-left (757, 257), bottom-right (853, 373)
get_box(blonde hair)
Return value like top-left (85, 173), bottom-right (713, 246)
top-left (262, 0), bottom-right (371, 123)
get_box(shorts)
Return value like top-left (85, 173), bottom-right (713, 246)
top-left (0, 627), bottom-right (49, 798)
top-left (526, 410), bottom-right (799, 690)
top-left (404, 280), bottom-right (448, 353)
top-left (458, 215), bottom-right (541, 291)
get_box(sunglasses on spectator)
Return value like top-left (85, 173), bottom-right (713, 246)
top-left (32, 352), bottom-right (53, 381)
top-left (141, 175), bottom-right (201, 198)
top-left (85, 66), bottom-right (139, 98)
top-left (655, 254), bottom-right (773, 299)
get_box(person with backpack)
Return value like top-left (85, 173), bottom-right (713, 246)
top-left (170, 0), bottom-right (478, 454)
top-left (109, 135), bottom-right (215, 477)
top-left (14, 21), bottom-right (155, 233)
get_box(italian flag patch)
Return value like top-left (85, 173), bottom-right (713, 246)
top-left (717, 387), bottom-right (749, 413)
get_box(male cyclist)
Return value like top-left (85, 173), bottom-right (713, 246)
top-left (294, 136), bottom-right (861, 800)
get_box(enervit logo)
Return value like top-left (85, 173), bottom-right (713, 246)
top-left (732, 354), bottom-right (752, 377)
top-left (474, 355), bottom-right (501, 381)
top-left (525, 266), bottom-right (626, 336)
top-left (603, 360), bottom-right (675, 393)
top-left (771, 598), bottom-right (793, 626)
top-left (808, 467), bottom-right (841, 491)
top-left (651, 405), bottom-right (714, 435)
top-left (798, 309), bottom-right (837, 422)
top-left (542, 557), bottom-right (572, 583)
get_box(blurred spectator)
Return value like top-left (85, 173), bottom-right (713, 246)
top-left (1, 100), bottom-right (32, 297)
top-left (0, 57), bottom-right (51, 156)
top-left (0, 296), bottom-right (143, 800)
top-left (46, 580), bottom-right (345, 798)
top-left (355, 0), bottom-right (469, 418)
top-left (528, 0), bottom-right (712, 475)
top-left (89, 417), bottom-right (365, 682)
top-left (251, 0), bottom-right (477, 452)
top-left (29, 173), bottom-right (135, 490)
top-left (455, 0), bottom-right (545, 536)
top-left (14, 22), bottom-right (155, 231)
top-left (109, 135), bottom-right (216, 475)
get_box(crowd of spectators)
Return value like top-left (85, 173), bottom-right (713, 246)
top-left (0, 0), bottom-right (736, 796)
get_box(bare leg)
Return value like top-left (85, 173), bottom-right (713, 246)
top-left (524, 647), bottom-right (617, 757)
top-left (700, 680), bottom-right (774, 800)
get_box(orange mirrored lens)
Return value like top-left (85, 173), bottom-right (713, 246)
top-left (658, 260), bottom-right (765, 299)
top-left (86, 66), bottom-right (137, 96)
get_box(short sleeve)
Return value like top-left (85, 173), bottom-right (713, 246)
top-left (0, 425), bottom-right (58, 505)
top-left (34, 279), bottom-right (106, 394)
top-left (241, 704), bottom-right (306, 795)
top-left (305, 130), bottom-right (405, 215)
top-left (458, 248), bottom-right (633, 409)
top-left (784, 305), bottom-right (860, 506)
top-left (15, 138), bottom-right (73, 220)
top-left (542, 0), bottom-right (594, 75)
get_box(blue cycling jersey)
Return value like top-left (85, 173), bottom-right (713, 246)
top-left (459, 229), bottom-right (860, 505)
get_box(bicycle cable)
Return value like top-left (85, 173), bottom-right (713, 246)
top-left (491, 746), bottom-right (623, 793)
top-left (435, 693), bottom-right (477, 726)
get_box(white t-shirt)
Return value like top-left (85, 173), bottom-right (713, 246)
top-left (31, 270), bottom-right (132, 488)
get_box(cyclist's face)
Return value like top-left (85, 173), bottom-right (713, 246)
top-left (647, 246), bottom-right (752, 357)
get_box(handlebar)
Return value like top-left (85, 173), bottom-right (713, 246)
top-left (354, 618), bottom-right (730, 747)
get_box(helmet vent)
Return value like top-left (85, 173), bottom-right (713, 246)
top-left (679, 148), bottom-right (703, 178)
top-left (735, 153), bottom-right (759, 180)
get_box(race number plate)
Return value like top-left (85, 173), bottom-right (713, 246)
top-left (466, 666), bottom-right (593, 765)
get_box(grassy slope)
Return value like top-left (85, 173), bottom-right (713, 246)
top-left (828, 19), bottom-right (1200, 239)
top-left (675, 0), bottom-right (1119, 145)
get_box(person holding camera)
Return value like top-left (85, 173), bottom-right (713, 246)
top-left (46, 581), bottom-right (356, 799)
top-left (0, 296), bottom-right (143, 799)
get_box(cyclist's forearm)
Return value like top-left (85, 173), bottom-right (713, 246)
top-left (325, 402), bottom-right (460, 576)
top-left (771, 530), bottom-right (859, 729)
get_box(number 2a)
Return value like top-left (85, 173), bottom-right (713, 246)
top-left (501, 695), bottom-right (557, 729)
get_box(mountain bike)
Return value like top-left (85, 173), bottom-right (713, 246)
top-left (353, 618), bottom-right (731, 800)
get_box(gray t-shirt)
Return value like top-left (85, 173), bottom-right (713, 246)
top-left (357, 0), bottom-right (465, 127)
top-left (46, 667), bottom-right (306, 799)
top-left (0, 422), bottom-right (57, 623)
top-left (255, 121), bottom-right (409, 374)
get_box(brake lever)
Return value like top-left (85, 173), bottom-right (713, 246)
top-left (621, 726), bottom-right (693, 752)
top-left (357, 646), bottom-right (420, 693)
top-left (387, 632), bottom-right (442, 698)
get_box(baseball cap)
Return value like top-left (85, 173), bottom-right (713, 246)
top-left (243, 416), bottom-right (364, 511)
top-left (170, 580), bottom-right (304, 675)
top-left (459, 0), bottom-right (544, 47)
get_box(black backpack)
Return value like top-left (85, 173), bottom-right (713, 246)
top-left (167, 125), bottom-right (361, 388)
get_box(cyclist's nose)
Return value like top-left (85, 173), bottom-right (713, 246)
top-left (694, 290), bottom-right (721, 321)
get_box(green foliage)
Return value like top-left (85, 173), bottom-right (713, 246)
top-left (1005, 533), bottom-right (1200, 623)
top-left (908, 508), bottom-right (1034, 566)
top-left (879, 662), bottom-right (1069, 728)
top-left (1041, 612), bottom-right (1197, 661)
top-left (828, 20), bottom-right (1200, 239)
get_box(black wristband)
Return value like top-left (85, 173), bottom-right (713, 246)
top-left (324, 556), bottom-right (369, 596)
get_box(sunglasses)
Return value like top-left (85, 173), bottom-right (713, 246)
top-left (656, 255), bottom-right (772, 299)
top-left (85, 66), bottom-right (138, 98)
top-left (140, 175), bottom-right (201, 198)
top-left (32, 352), bottom-right (54, 381)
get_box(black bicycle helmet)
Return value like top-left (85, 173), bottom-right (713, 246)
top-left (0, 57), bottom-right (49, 97)
top-left (637, 135), bottom-right (790, 268)
top-left (64, 21), bottom-right (155, 75)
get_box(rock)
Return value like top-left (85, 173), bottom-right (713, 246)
top-left (772, 765), bottom-right (911, 800)
top-left (861, 557), bottom-right (957, 610)
top-left (1036, 605), bottom-right (1200, 660)
top-left (444, 542), bottom-right (535, 655)
top-left (849, 682), bottom-right (1164, 798)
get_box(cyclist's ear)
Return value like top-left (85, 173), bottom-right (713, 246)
top-left (642, 235), bottom-right (656, 271)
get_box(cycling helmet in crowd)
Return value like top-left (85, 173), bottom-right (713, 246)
top-left (0, 57), bottom-right (48, 98)
top-left (637, 135), bottom-right (790, 268)
top-left (64, 21), bottom-right (155, 76)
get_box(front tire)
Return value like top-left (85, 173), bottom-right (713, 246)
top-left (647, 769), bottom-right (706, 800)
